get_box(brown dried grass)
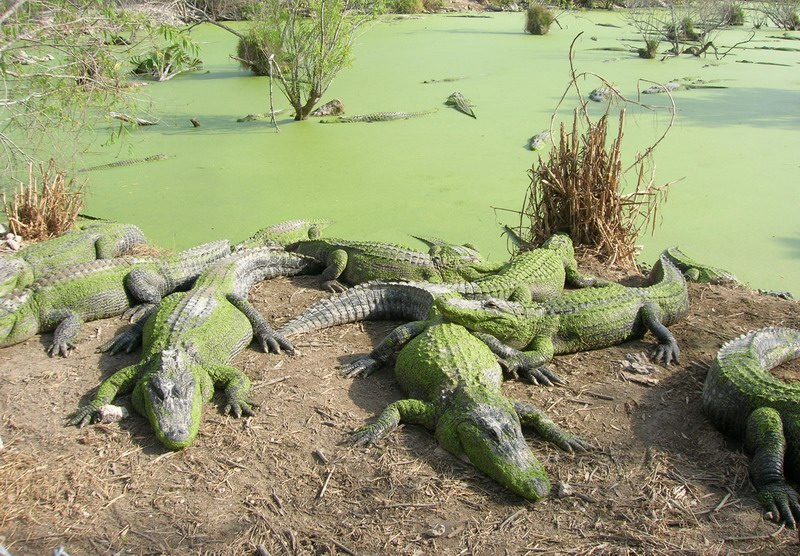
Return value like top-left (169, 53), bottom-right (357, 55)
top-left (2, 159), bottom-right (84, 241)
top-left (523, 108), bottom-right (668, 270)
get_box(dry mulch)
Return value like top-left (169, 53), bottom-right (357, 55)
top-left (1, 254), bottom-right (799, 555)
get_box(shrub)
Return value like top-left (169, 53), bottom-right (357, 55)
top-left (2, 160), bottom-right (84, 241)
top-left (525, 5), bottom-right (555, 35)
top-left (719, 2), bottom-right (745, 25)
top-left (389, 0), bottom-right (424, 13)
top-left (236, 32), bottom-right (278, 76)
top-left (422, 0), bottom-right (444, 11)
top-left (638, 38), bottom-right (659, 58)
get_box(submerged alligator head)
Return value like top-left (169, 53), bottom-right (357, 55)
top-left (438, 395), bottom-right (550, 501)
top-left (137, 348), bottom-right (208, 450)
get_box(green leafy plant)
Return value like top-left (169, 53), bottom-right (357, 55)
top-left (525, 5), bottom-right (555, 35)
top-left (388, 0), bottom-right (424, 13)
top-left (130, 25), bottom-right (202, 82)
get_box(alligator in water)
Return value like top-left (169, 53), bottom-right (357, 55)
top-left (78, 154), bottom-right (167, 173)
top-left (445, 92), bottom-right (476, 118)
top-left (319, 110), bottom-right (436, 123)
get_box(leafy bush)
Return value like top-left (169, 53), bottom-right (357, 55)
top-left (388, 0), bottom-right (425, 13)
top-left (525, 5), bottom-right (555, 35)
top-left (130, 26), bottom-right (202, 81)
top-left (236, 30), bottom-right (279, 75)
top-left (719, 1), bottom-right (745, 25)
top-left (638, 38), bottom-right (660, 58)
top-left (422, 0), bottom-right (444, 11)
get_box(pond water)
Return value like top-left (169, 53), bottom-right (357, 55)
top-left (82, 11), bottom-right (800, 293)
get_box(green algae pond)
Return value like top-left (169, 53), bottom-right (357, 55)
top-left (81, 11), bottom-right (800, 293)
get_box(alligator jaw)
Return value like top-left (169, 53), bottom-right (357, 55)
top-left (145, 349), bottom-right (201, 450)
top-left (456, 403), bottom-right (550, 501)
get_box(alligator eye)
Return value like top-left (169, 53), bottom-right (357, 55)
top-left (483, 300), bottom-right (499, 309)
top-left (488, 424), bottom-right (503, 442)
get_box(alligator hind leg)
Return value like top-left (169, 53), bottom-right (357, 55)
top-left (49, 312), bottom-right (84, 357)
top-left (640, 302), bottom-right (680, 365)
top-left (745, 406), bottom-right (800, 529)
top-left (321, 249), bottom-right (349, 292)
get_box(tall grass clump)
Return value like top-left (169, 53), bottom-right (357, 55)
top-left (2, 160), bottom-right (84, 240)
top-left (522, 110), bottom-right (668, 268)
top-left (525, 5), bottom-right (555, 35)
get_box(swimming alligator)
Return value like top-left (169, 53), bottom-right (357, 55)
top-left (344, 322), bottom-right (589, 500)
top-left (0, 221), bottom-right (147, 297)
top-left (703, 327), bottom-right (800, 528)
top-left (319, 110), bottom-right (436, 123)
top-left (78, 154), bottom-right (167, 173)
top-left (69, 248), bottom-right (322, 449)
top-left (445, 92), bottom-right (476, 119)
top-left (0, 241), bottom-right (230, 356)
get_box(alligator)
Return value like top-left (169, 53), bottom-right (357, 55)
top-left (235, 219), bottom-right (332, 250)
top-left (588, 87), bottom-right (612, 103)
top-left (527, 130), bottom-right (551, 151)
top-left (702, 327), bottom-right (800, 528)
top-left (278, 253), bottom-right (687, 384)
top-left (0, 240), bottom-right (231, 356)
top-left (641, 81), bottom-right (728, 94)
top-left (663, 246), bottom-right (739, 285)
top-left (447, 232), bottom-right (611, 303)
top-left (284, 237), bottom-right (502, 293)
top-left (343, 322), bottom-right (589, 500)
top-left (69, 248), bottom-right (323, 449)
top-left (445, 92), bottom-right (476, 119)
top-left (0, 221), bottom-right (147, 296)
top-left (78, 154), bottom-right (167, 173)
top-left (319, 110), bottom-right (436, 124)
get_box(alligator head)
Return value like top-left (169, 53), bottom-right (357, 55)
top-left (434, 295), bottom-right (545, 350)
top-left (140, 348), bottom-right (205, 450)
top-left (439, 397), bottom-right (551, 501)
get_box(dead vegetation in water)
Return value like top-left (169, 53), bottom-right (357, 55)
top-left (2, 159), bottom-right (84, 241)
top-left (511, 33), bottom-right (674, 269)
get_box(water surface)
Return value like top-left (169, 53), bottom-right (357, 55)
top-left (82, 12), bottom-right (800, 292)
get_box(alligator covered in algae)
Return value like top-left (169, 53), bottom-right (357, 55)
top-left (662, 246), bottom-right (739, 285)
top-left (0, 241), bottom-right (230, 356)
top-left (236, 219), bottom-right (332, 250)
top-left (703, 327), bottom-right (800, 528)
top-left (278, 253), bottom-right (688, 384)
top-left (285, 237), bottom-right (503, 293)
top-left (319, 110), bottom-right (436, 123)
top-left (69, 248), bottom-right (322, 449)
top-left (0, 221), bottom-right (147, 296)
top-left (78, 154), bottom-right (167, 173)
top-left (445, 92), bottom-right (476, 118)
top-left (344, 322), bottom-right (589, 500)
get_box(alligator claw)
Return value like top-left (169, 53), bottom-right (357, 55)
top-left (323, 280), bottom-right (348, 293)
top-left (258, 331), bottom-right (294, 355)
top-left (350, 426), bottom-right (382, 447)
top-left (502, 355), bottom-right (562, 386)
top-left (651, 342), bottom-right (680, 366)
top-left (67, 405), bottom-right (98, 427)
top-left (759, 482), bottom-right (800, 529)
top-left (340, 357), bottom-right (380, 378)
top-left (97, 328), bottom-right (141, 355)
top-left (48, 340), bottom-right (74, 358)
top-left (224, 399), bottom-right (254, 419)
top-left (123, 302), bottom-right (155, 323)
top-left (559, 434), bottom-right (591, 453)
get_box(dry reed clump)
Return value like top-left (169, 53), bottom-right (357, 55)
top-left (522, 109), bottom-right (668, 269)
top-left (2, 159), bottom-right (84, 241)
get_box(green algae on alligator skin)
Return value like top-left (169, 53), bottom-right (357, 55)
top-left (69, 248), bottom-right (323, 450)
top-left (78, 154), bottom-right (167, 172)
top-left (343, 322), bottom-right (589, 501)
top-left (702, 327), bottom-right (800, 528)
top-left (0, 222), bottom-right (147, 297)
top-left (319, 110), bottom-right (437, 123)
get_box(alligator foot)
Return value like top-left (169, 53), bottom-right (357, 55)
top-left (758, 482), bottom-right (800, 529)
top-left (340, 357), bottom-right (380, 378)
top-left (323, 279), bottom-right (348, 293)
top-left (500, 354), bottom-right (563, 386)
top-left (650, 341), bottom-right (680, 366)
top-left (67, 403), bottom-right (101, 427)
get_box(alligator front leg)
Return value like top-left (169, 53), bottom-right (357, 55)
top-left (640, 301), bottom-right (680, 365)
top-left (208, 364), bottom-right (254, 418)
top-left (472, 332), bottom-right (561, 386)
top-left (320, 249), bottom-right (349, 292)
top-left (514, 401), bottom-right (590, 453)
top-left (67, 364), bottom-right (141, 426)
top-left (565, 265), bottom-right (612, 288)
top-left (126, 268), bottom-right (173, 304)
top-left (340, 320), bottom-right (429, 378)
top-left (351, 399), bottom-right (436, 446)
top-left (49, 311), bottom-right (84, 357)
top-left (745, 406), bottom-right (800, 529)
top-left (227, 294), bottom-right (293, 354)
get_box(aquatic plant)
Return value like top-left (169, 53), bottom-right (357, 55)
top-left (718, 1), bottom-right (745, 25)
top-left (757, 0), bottom-right (800, 30)
top-left (2, 160), bottom-right (84, 241)
top-left (516, 35), bottom-right (673, 268)
top-left (525, 5), bottom-right (555, 35)
top-left (130, 25), bottom-right (202, 81)
top-left (235, 30), bottom-right (279, 75)
top-left (638, 38), bottom-right (660, 58)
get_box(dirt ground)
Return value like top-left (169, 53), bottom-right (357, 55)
top-left (1, 252), bottom-right (799, 556)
